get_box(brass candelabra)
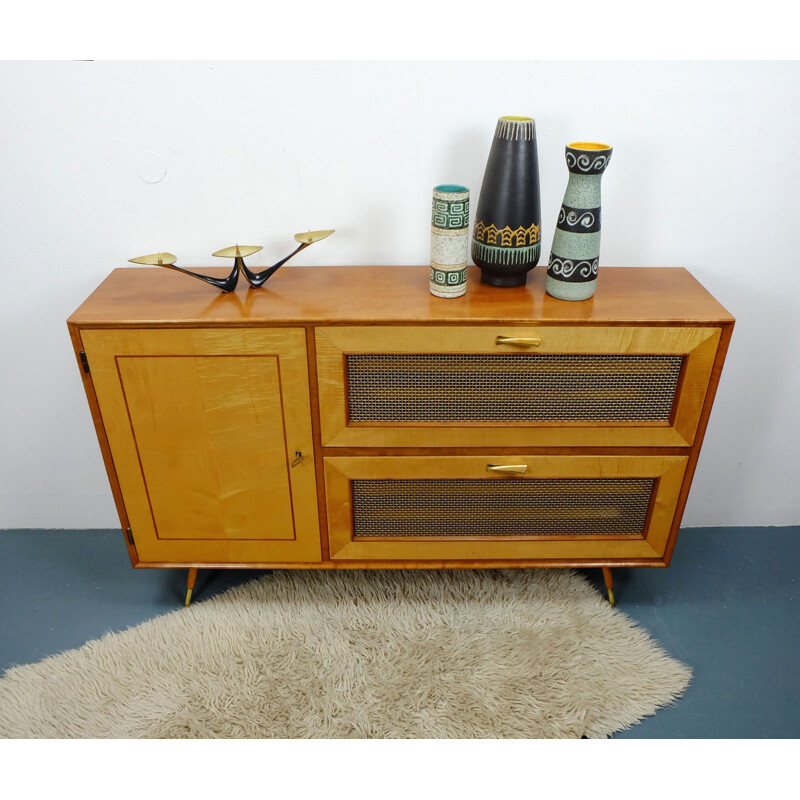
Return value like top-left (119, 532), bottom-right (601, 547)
top-left (129, 230), bottom-right (335, 292)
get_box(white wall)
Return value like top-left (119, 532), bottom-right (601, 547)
top-left (1, 60), bottom-right (798, 529)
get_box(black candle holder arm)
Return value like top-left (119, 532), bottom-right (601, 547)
top-left (241, 242), bottom-right (309, 288)
top-left (162, 261), bottom-right (241, 293)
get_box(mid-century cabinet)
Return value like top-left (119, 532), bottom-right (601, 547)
top-left (67, 265), bottom-right (733, 605)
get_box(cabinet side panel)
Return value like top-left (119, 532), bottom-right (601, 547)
top-left (662, 321), bottom-right (735, 564)
top-left (68, 323), bottom-right (138, 565)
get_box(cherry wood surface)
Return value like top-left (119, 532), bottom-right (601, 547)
top-left (68, 266), bottom-right (734, 327)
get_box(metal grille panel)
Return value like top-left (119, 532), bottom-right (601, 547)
top-left (346, 353), bottom-right (683, 422)
top-left (352, 478), bottom-right (655, 538)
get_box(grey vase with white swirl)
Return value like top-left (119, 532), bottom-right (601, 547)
top-left (546, 142), bottom-right (612, 301)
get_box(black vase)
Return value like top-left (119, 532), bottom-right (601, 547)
top-left (471, 116), bottom-right (542, 287)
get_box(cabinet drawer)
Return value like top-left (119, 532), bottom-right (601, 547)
top-left (315, 326), bottom-right (720, 448)
top-left (325, 455), bottom-right (687, 562)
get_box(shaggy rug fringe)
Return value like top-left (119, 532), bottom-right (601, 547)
top-left (0, 569), bottom-right (691, 738)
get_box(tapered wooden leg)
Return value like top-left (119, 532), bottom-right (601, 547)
top-left (602, 567), bottom-right (615, 607)
top-left (185, 568), bottom-right (198, 607)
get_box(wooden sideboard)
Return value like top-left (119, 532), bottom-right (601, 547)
top-left (67, 265), bottom-right (734, 605)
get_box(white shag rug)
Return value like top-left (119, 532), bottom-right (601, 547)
top-left (0, 569), bottom-right (690, 738)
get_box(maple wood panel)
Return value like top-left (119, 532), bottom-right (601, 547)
top-left (324, 455), bottom-right (688, 562)
top-left (81, 328), bottom-right (321, 564)
top-left (316, 325), bottom-right (720, 448)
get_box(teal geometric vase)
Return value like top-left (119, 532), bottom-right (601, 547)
top-left (430, 184), bottom-right (470, 298)
top-left (546, 142), bottom-right (613, 301)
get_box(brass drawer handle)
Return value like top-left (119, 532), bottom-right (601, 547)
top-left (495, 336), bottom-right (541, 347)
top-left (486, 464), bottom-right (528, 474)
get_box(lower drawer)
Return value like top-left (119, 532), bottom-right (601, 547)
top-left (324, 455), bottom-right (688, 562)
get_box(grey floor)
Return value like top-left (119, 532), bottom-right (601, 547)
top-left (0, 526), bottom-right (797, 738)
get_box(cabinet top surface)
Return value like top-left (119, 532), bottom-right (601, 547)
top-left (68, 266), bottom-right (734, 327)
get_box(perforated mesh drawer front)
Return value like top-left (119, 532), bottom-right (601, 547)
top-left (346, 353), bottom-right (683, 423)
top-left (351, 478), bottom-right (655, 538)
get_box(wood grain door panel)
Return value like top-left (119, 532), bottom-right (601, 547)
top-left (82, 328), bottom-right (321, 564)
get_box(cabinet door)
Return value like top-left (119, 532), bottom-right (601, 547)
top-left (82, 328), bottom-right (320, 564)
top-left (325, 455), bottom-right (688, 562)
top-left (316, 325), bottom-right (720, 448)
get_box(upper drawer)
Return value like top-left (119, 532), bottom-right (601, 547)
top-left (315, 325), bottom-right (721, 448)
